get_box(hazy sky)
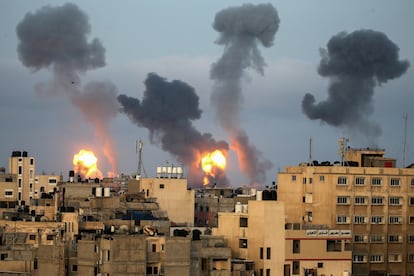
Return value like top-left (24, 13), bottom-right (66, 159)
top-left (1, 0), bottom-right (413, 187)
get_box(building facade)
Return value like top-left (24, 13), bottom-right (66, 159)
top-left (278, 148), bottom-right (414, 275)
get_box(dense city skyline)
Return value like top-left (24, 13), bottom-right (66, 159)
top-left (1, 1), bottom-right (413, 186)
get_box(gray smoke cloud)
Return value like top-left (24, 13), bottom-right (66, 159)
top-left (210, 3), bottom-right (279, 185)
top-left (16, 3), bottom-right (119, 176)
top-left (118, 73), bottom-right (229, 186)
top-left (302, 29), bottom-right (410, 142)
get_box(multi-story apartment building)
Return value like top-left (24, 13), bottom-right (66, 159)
top-left (278, 147), bottom-right (414, 275)
top-left (7, 151), bottom-right (60, 206)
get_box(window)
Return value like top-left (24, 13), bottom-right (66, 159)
top-left (293, 240), bottom-right (300, 253)
top-left (337, 176), bottom-right (347, 185)
top-left (371, 216), bottom-right (384, 224)
top-left (354, 196), bottom-right (366, 205)
top-left (239, 239), bottom-right (248, 248)
top-left (159, 184), bottom-right (164, 189)
top-left (344, 240), bottom-right (352, 251)
top-left (408, 234), bottom-right (414, 243)
top-left (4, 190), bottom-right (13, 197)
top-left (201, 258), bottom-right (208, 271)
top-left (371, 177), bottom-right (382, 186)
top-left (370, 255), bottom-right (383, 263)
top-left (337, 196), bottom-right (350, 205)
top-left (389, 216), bottom-right (402, 224)
top-left (389, 235), bottom-right (402, 243)
top-left (29, 234), bottom-right (36, 241)
top-left (336, 215), bottom-right (349, 224)
top-left (260, 247), bottom-right (263, 259)
top-left (18, 166), bottom-right (22, 174)
top-left (1, 253), bottom-right (8, 260)
top-left (353, 255), bottom-right (367, 263)
top-left (372, 196), bottom-right (384, 205)
top-left (266, 247), bottom-right (271, 259)
top-left (390, 178), bottom-right (400, 186)
top-left (291, 175), bottom-right (296, 182)
top-left (46, 235), bottom-right (54, 240)
top-left (40, 187), bottom-right (45, 193)
top-left (30, 158), bottom-right (34, 165)
top-left (354, 216), bottom-right (366, 224)
top-left (411, 178), bottom-right (414, 187)
top-left (355, 177), bottom-right (365, 185)
top-left (266, 268), bottom-right (270, 276)
top-left (410, 197), bottom-right (414, 205)
top-left (303, 178), bottom-right (306, 184)
top-left (388, 253), bottom-right (402, 263)
top-left (72, 265), bottom-right (78, 272)
top-left (240, 217), bottom-right (248, 227)
top-left (292, 261), bottom-right (300, 274)
top-left (410, 216), bottom-right (414, 224)
top-left (370, 235), bottom-right (384, 243)
top-left (389, 197), bottom-right (402, 205)
top-left (409, 253), bottom-right (414, 263)
top-left (319, 175), bottom-right (324, 182)
top-left (354, 235), bottom-right (367, 243)
top-left (327, 240), bottom-right (342, 252)
top-left (18, 179), bottom-right (21, 188)
top-left (152, 244), bottom-right (156, 252)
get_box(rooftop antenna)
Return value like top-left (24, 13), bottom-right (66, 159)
top-left (136, 140), bottom-right (143, 180)
top-left (403, 113), bottom-right (408, 167)
top-left (338, 137), bottom-right (349, 166)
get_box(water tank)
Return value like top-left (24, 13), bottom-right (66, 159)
top-left (104, 188), bottom-right (110, 197)
top-left (235, 202), bottom-right (242, 213)
top-left (22, 151), bottom-right (28, 157)
top-left (242, 204), bottom-right (248, 213)
top-left (95, 187), bottom-right (102, 197)
top-left (12, 151), bottom-right (22, 157)
top-left (342, 272), bottom-right (351, 276)
top-left (256, 191), bottom-right (263, 201)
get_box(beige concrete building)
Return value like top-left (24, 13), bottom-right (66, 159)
top-left (8, 151), bottom-right (34, 205)
top-left (214, 199), bottom-right (286, 276)
top-left (128, 170), bottom-right (195, 226)
top-left (278, 147), bottom-right (414, 275)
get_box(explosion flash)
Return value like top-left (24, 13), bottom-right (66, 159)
top-left (201, 150), bottom-right (227, 186)
top-left (73, 149), bottom-right (103, 179)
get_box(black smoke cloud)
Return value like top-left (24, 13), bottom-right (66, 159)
top-left (118, 73), bottom-right (229, 186)
top-left (17, 3), bottom-right (105, 76)
top-left (210, 3), bottom-right (279, 185)
top-left (302, 29), bottom-right (410, 141)
top-left (16, 3), bottom-right (119, 175)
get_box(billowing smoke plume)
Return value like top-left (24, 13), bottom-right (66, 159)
top-left (302, 29), bottom-right (410, 142)
top-left (118, 73), bottom-right (229, 186)
top-left (16, 3), bottom-right (119, 175)
top-left (210, 3), bottom-right (279, 185)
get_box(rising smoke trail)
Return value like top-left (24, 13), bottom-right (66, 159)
top-left (302, 29), bottom-right (410, 143)
top-left (210, 3), bottom-right (279, 185)
top-left (16, 3), bottom-right (119, 176)
top-left (118, 73), bottom-right (229, 186)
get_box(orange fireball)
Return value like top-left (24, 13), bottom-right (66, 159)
top-left (201, 149), bottom-right (226, 185)
top-left (73, 149), bottom-right (103, 179)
